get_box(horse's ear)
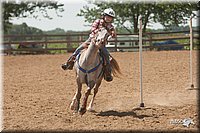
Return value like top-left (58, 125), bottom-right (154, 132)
top-left (91, 38), bottom-right (96, 44)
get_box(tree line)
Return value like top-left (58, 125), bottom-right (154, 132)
top-left (3, 1), bottom-right (199, 36)
top-left (78, 1), bottom-right (198, 33)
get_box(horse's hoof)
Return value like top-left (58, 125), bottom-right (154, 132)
top-left (70, 103), bottom-right (75, 110)
top-left (87, 107), bottom-right (93, 111)
top-left (78, 107), bottom-right (86, 115)
top-left (70, 105), bottom-right (74, 110)
top-left (73, 110), bottom-right (78, 114)
top-left (87, 107), bottom-right (96, 112)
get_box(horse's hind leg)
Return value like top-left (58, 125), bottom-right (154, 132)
top-left (87, 80), bottom-right (102, 112)
top-left (70, 78), bottom-right (82, 113)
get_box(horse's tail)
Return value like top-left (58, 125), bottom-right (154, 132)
top-left (110, 56), bottom-right (122, 77)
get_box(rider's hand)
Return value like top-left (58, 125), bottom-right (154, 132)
top-left (111, 30), bottom-right (116, 38)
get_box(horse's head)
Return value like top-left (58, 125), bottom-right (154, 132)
top-left (93, 27), bottom-right (110, 48)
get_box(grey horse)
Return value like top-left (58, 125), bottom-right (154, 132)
top-left (69, 28), bottom-right (121, 115)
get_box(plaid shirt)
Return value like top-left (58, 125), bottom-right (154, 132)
top-left (89, 19), bottom-right (115, 38)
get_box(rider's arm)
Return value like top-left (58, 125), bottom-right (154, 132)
top-left (110, 28), bottom-right (117, 38)
top-left (107, 24), bottom-right (116, 38)
top-left (91, 19), bottom-right (100, 34)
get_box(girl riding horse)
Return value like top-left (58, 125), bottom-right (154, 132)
top-left (69, 26), bottom-right (121, 115)
top-left (62, 8), bottom-right (116, 82)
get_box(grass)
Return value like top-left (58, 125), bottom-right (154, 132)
top-left (47, 43), bottom-right (79, 54)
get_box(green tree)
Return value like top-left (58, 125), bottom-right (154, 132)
top-left (44, 28), bottom-right (66, 35)
top-left (2, 1), bottom-right (64, 33)
top-left (44, 28), bottom-right (66, 40)
top-left (7, 23), bottom-right (44, 41)
top-left (78, 1), bottom-right (198, 33)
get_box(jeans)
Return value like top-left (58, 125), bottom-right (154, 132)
top-left (100, 46), bottom-right (110, 65)
top-left (72, 44), bottom-right (84, 56)
top-left (72, 38), bottom-right (91, 56)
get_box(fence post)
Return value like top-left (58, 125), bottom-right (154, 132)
top-left (8, 39), bottom-right (12, 55)
top-left (189, 15), bottom-right (194, 89)
top-left (79, 33), bottom-right (83, 43)
top-left (66, 33), bottom-right (72, 52)
top-left (44, 35), bottom-right (48, 54)
top-left (149, 32), bottom-right (153, 51)
top-left (114, 35), bottom-right (118, 52)
top-left (139, 15), bottom-right (144, 107)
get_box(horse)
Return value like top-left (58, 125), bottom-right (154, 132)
top-left (69, 27), bottom-right (121, 115)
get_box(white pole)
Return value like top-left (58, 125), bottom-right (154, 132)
top-left (139, 16), bottom-right (144, 107)
top-left (189, 16), bottom-right (194, 89)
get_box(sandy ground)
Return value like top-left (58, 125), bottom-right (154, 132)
top-left (2, 51), bottom-right (199, 132)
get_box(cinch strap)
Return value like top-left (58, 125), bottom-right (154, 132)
top-left (77, 54), bottom-right (102, 74)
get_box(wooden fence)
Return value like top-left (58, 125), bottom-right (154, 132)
top-left (1, 30), bottom-right (199, 55)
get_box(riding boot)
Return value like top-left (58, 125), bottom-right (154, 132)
top-left (61, 44), bottom-right (85, 70)
top-left (61, 55), bottom-right (76, 70)
top-left (100, 46), bottom-right (113, 82)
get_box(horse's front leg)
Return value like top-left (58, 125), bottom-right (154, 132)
top-left (78, 88), bottom-right (91, 115)
top-left (79, 81), bottom-right (95, 115)
top-left (70, 78), bottom-right (82, 113)
top-left (87, 80), bottom-right (102, 112)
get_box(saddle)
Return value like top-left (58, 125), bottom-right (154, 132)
top-left (75, 50), bottom-right (112, 81)
top-left (76, 49), bottom-right (106, 66)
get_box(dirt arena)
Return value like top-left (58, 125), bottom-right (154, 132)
top-left (2, 51), bottom-right (199, 132)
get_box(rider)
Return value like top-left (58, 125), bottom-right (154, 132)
top-left (62, 8), bottom-right (116, 82)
